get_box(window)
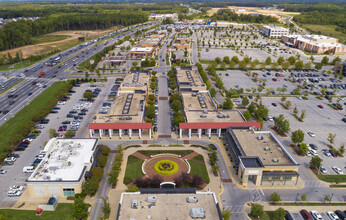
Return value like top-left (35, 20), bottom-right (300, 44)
top-left (63, 188), bottom-right (75, 196)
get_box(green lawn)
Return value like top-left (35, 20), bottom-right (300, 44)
top-left (0, 81), bottom-right (72, 160)
top-left (123, 155), bottom-right (144, 184)
top-left (250, 211), bottom-right (275, 220)
top-left (300, 24), bottom-right (346, 44)
top-left (0, 203), bottom-right (74, 220)
top-left (188, 155), bottom-right (210, 184)
top-left (32, 34), bottom-right (70, 44)
top-left (317, 174), bottom-right (346, 183)
top-left (138, 150), bottom-right (194, 157)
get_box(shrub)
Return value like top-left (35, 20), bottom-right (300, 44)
top-left (154, 160), bottom-right (179, 176)
top-left (97, 155), bottom-right (108, 168)
top-left (250, 203), bottom-right (264, 218)
top-left (100, 145), bottom-right (111, 156)
top-left (91, 167), bottom-right (104, 181)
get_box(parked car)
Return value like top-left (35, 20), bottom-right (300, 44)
top-left (307, 132), bottom-right (315, 137)
top-left (310, 211), bottom-right (323, 220)
top-left (10, 185), bottom-right (24, 191)
top-left (322, 149), bottom-right (332, 157)
top-left (319, 166), bottom-right (328, 174)
top-left (334, 210), bottom-right (346, 220)
top-left (332, 166), bottom-right (343, 174)
top-left (317, 105), bottom-right (324, 109)
top-left (35, 124), bottom-right (44, 129)
top-left (329, 149), bottom-right (338, 157)
top-left (62, 121), bottom-right (70, 124)
top-left (7, 190), bottom-right (22, 197)
top-left (327, 211), bottom-right (340, 220)
top-left (300, 209), bottom-right (313, 220)
top-left (2, 161), bottom-right (14, 166)
top-left (0, 169), bottom-right (7, 174)
top-left (285, 210), bottom-right (294, 220)
top-left (309, 144), bottom-right (318, 150)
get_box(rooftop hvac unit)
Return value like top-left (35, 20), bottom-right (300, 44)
top-left (146, 196), bottom-right (156, 204)
top-left (200, 114), bottom-right (207, 118)
top-left (119, 116), bottom-right (125, 120)
top-left (192, 92), bottom-right (197, 97)
top-left (217, 114), bottom-right (224, 118)
top-left (131, 200), bottom-right (138, 209)
top-left (257, 135), bottom-right (264, 140)
top-left (201, 104), bottom-right (207, 108)
top-left (203, 110), bottom-right (208, 114)
top-left (272, 158), bottom-right (279, 163)
top-left (125, 116), bottom-right (132, 120)
top-left (264, 147), bottom-right (270, 151)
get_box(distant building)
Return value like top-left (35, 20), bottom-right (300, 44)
top-left (26, 138), bottom-right (98, 198)
top-left (334, 61), bottom-right (346, 76)
top-left (106, 56), bottom-right (126, 67)
top-left (282, 35), bottom-right (346, 55)
top-left (129, 47), bottom-right (155, 58)
top-left (261, 25), bottom-right (289, 38)
top-left (149, 13), bottom-right (178, 21)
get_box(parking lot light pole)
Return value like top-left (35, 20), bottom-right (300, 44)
top-left (295, 193), bottom-right (299, 204)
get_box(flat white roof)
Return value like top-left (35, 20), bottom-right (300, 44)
top-left (130, 47), bottom-right (153, 52)
top-left (28, 138), bottom-right (97, 182)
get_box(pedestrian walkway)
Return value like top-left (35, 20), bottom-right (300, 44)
top-left (303, 180), bottom-right (325, 188)
top-left (223, 205), bottom-right (244, 213)
top-left (248, 188), bottom-right (265, 203)
top-left (182, 151), bottom-right (200, 160)
top-left (131, 151), bottom-right (150, 160)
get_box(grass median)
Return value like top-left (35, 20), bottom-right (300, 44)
top-left (188, 154), bottom-right (210, 184)
top-left (0, 81), bottom-right (73, 160)
top-left (123, 155), bottom-right (145, 184)
top-left (0, 203), bottom-right (74, 220)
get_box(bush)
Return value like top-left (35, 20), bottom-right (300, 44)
top-left (250, 203), bottom-right (264, 218)
top-left (100, 145), bottom-right (111, 156)
top-left (154, 160), bottom-right (179, 176)
top-left (97, 154), bottom-right (108, 168)
top-left (91, 167), bottom-right (104, 181)
top-left (270, 192), bottom-right (281, 203)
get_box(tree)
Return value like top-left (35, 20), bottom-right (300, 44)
top-left (231, 56), bottom-right (239, 64)
top-left (242, 96), bottom-right (249, 106)
top-left (273, 207), bottom-right (286, 220)
top-left (132, 61), bottom-right (138, 67)
top-left (291, 129), bottom-right (304, 145)
top-left (221, 209), bottom-right (232, 220)
top-left (73, 197), bottom-right (89, 219)
top-left (288, 56), bottom-right (296, 65)
top-left (277, 56), bottom-right (285, 65)
top-left (301, 193), bottom-right (307, 202)
top-left (243, 111), bottom-right (251, 121)
top-left (223, 98), bottom-right (234, 110)
top-left (298, 143), bottom-right (309, 154)
top-left (300, 109), bottom-right (306, 121)
top-left (332, 56), bottom-right (341, 65)
top-left (310, 156), bottom-right (322, 169)
top-left (223, 56), bottom-right (230, 64)
top-left (210, 88), bottom-right (217, 97)
top-left (100, 197), bottom-right (111, 219)
top-left (215, 57), bottom-right (221, 64)
top-left (270, 192), bottom-right (281, 204)
top-left (265, 56), bottom-right (272, 65)
top-left (315, 63), bottom-right (322, 69)
top-left (171, 100), bottom-right (182, 112)
top-left (49, 129), bottom-right (57, 138)
top-left (274, 114), bottom-right (290, 134)
top-left (248, 102), bottom-right (256, 114)
top-left (293, 105), bottom-right (298, 115)
top-left (295, 61), bottom-right (304, 70)
top-left (64, 129), bottom-right (74, 138)
top-left (321, 56), bottom-right (329, 65)
top-left (83, 91), bottom-right (94, 99)
top-left (239, 60), bottom-right (247, 70)
top-left (254, 105), bottom-right (269, 119)
top-left (339, 145), bottom-right (345, 155)
top-left (125, 185), bottom-right (139, 192)
top-left (146, 105), bottom-right (156, 119)
top-left (327, 133), bottom-right (336, 145)
top-left (281, 96), bottom-right (287, 102)
top-left (250, 203), bottom-right (264, 218)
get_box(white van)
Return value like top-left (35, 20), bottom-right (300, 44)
top-left (23, 166), bottom-right (34, 173)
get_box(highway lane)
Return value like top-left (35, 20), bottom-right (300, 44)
top-left (0, 22), bottom-right (159, 125)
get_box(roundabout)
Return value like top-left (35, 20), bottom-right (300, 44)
top-left (143, 155), bottom-right (189, 181)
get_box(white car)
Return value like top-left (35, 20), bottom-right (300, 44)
top-left (35, 124), bottom-right (44, 129)
top-left (268, 117), bottom-right (274, 122)
top-left (332, 166), bottom-right (343, 174)
top-left (10, 185), bottom-right (24, 191)
top-left (327, 211), bottom-right (340, 220)
top-left (311, 211), bottom-right (323, 220)
top-left (9, 88), bottom-right (16, 93)
top-left (307, 132), bottom-right (315, 137)
top-left (297, 96), bottom-right (302, 100)
top-left (322, 149), bottom-right (331, 157)
top-left (7, 190), bottom-right (22, 197)
top-left (0, 169), bottom-right (7, 174)
top-left (71, 122), bottom-right (80, 126)
top-left (4, 157), bottom-right (16, 162)
top-left (73, 106), bottom-right (81, 110)
top-left (319, 166), bottom-right (328, 174)
top-left (57, 101), bottom-right (66, 105)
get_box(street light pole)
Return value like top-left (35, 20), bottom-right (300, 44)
top-left (295, 193), bottom-right (299, 204)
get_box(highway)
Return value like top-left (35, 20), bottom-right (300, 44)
top-left (0, 21), bottom-right (159, 126)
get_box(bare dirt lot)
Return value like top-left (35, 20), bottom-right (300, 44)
top-left (0, 26), bottom-right (121, 59)
top-left (207, 6), bottom-right (300, 17)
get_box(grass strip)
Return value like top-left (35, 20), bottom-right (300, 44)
top-left (123, 155), bottom-right (144, 184)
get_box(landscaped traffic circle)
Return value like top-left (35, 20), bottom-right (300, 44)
top-left (154, 160), bottom-right (179, 176)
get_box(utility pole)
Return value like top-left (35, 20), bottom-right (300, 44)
top-left (295, 193), bottom-right (299, 204)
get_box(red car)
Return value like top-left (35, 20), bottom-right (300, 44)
top-left (300, 209), bottom-right (313, 220)
top-left (317, 105), bottom-right (324, 109)
top-left (38, 72), bottom-right (46, 77)
top-left (329, 149), bottom-right (337, 157)
top-left (272, 78), bottom-right (277, 82)
top-left (58, 125), bottom-right (67, 132)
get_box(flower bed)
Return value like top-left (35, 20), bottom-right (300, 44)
top-left (154, 160), bottom-right (179, 176)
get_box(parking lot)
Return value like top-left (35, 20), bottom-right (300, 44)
top-left (0, 78), bottom-right (115, 206)
top-left (261, 95), bottom-right (345, 175)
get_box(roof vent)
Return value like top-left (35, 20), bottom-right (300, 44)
top-left (264, 147), bottom-right (270, 151)
top-left (200, 114), bottom-right (207, 118)
top-left (272, 158), bottom-right (279, 163)
top-left (257, 135), bottom-right (263, 140)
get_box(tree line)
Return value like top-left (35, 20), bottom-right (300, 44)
top-left (211, 9), bottom-right (278, 24)
top-left (0, 11), bottom-right (148, 51)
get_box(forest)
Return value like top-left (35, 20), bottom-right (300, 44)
top-left (210, 9), bottom-right (278, 24)
top-left (0, 3), bottom-right (188, 51)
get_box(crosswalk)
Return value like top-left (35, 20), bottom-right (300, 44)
top-left (303, 180), bottom-right (325, 188)
top-left (223, 205), bottom-right (244, 213)
top-left (248, 188), bottom-right (265, 202)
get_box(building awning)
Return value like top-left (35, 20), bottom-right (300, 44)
top-left (88, 123), bottom-right (152, 130)
top-left (262, 171), bottom-right (299, 177)
top-left (179, 122), bottom-right (261, 129)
